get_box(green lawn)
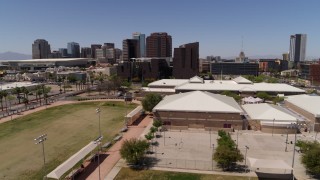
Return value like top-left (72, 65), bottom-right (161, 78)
top-left (115, 168), bottom-right (258, 180)
top-left (0, 101), bottom-right (137, 180)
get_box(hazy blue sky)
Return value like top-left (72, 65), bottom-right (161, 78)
top-left (0, 0), bottom-right (319, 58)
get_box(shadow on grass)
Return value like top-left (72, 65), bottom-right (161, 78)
top-left (255, 172), bottom-right (294, 180)
top-left (75, 153), bottom-right (109, 180)
top-left (127, 157), bottom-right (161, 170)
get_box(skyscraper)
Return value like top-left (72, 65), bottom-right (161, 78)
top-left (289, 34), bottom-right (307, 64)
top-left (59, 48), bottom-right (68, 58)
top-left (81, 47), bottom-right (92, 58)
top-left (132, 32), bottom-right (146, 57)
top-left (91, 44), bottom-right (102, 59)
top-left (122, 39), bottom-right (139, 61)
top-left (32, 39), bottom-right (51, 59)
top-left (173, 42), bottom-right (199, 79)
top-left (146, 32), bottom-right (172, 58)
top-left (67, 42), bottom-right (80, 58)
top-left (104, 43), bottom-right (115, 49)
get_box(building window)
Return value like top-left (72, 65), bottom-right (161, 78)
top-left (223, 124), bottom-right (231, 128)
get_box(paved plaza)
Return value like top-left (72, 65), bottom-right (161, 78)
top-left (146, 129), bottom-right (315, 179)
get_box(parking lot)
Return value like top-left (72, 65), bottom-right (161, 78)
top-left (148, 129), bottom-right (311, 179)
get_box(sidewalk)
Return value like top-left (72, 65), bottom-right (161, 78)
top-left (84, 115), bottom-right (152, 180)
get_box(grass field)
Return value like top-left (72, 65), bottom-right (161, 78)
top-left (0, 101), bottom-right (137, 180)
top-left (115, 168), bottom-right (258, 180)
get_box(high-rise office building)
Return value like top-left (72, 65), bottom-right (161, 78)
top-left (132, 32), bottom-right (146, 57)
top-left (81, 47), bottom-right (92, 58)
top-left (289, 34), bottom-right (307, 64)
top-left (91, 44), bottom-right (102, 59)
top-left (104, 43), bottom-right (115, 49)
top-left (122, 39), bottom-right (140, 61)
top-left (59, 48), bottom-right (68, 58)
top-left (282, 52), bottom-right (289, 61)
top-left (173, 42), bottom-right (199, 79)
top-left (32, 39), bottom-right (51, 59)
top-left (67, 42), bottom-right (80, 58)
top-left (146, 32), bottom-right (172, 58)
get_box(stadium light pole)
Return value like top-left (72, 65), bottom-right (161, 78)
top-left (244, 145), bottom-right (249, 167)
top-left (96, 108), bottom-right (101, 137)
top-left (34, 134), bottom-right (47, 180)
top-left (95, 108), bottom-right (102, 180)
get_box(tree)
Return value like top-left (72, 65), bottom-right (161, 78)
top-left (22, 97), bottom-right (29, 110)
top-left (221, 91), bottom-right (241, 101)
top-left (120, 138), bottom-right (150, 165)
top-left (153, 119), bottom-right (162, 129)
top-left (0, 91), bottom-right (4, 111)
top-left (297, 140), bottom-right (320, 176)
top-left (2, 90), bottom-right (8, 111)
top-left (213, 130), bottom-right (244, 170)
top-left (142, 93), bottom-right (163, 112)
top-left (12, 87), bottom-right (22, 104)
top-left (256, 92), bottom-right (271, 102)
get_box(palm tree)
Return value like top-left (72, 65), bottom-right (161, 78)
top-left (36, 86), bottom-right (43, 105)
top-left (2, 90), bottom-right (8, 111)
top-left (22, 97), bottom-right (29, 110)
top-left (21, 86), bottom-right (29, 102)
top-left (0, 91), bottom-right (4, 111)
top-left (12, 87), bottom-right (22, 104)
top-left (43, 86), bottom-right (51, 105)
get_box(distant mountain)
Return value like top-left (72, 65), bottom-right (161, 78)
top-left (0, 51), bottom-right (31, 60)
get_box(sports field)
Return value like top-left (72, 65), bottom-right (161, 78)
top-left (0, 101), bottom-right (136, 180)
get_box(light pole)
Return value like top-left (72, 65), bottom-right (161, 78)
top-left (209, 128), bottom-right (212, 148)
top-left (244, 145), bottom-right (249, 167)
top-left (285, 126), bottom-right (289, 152)
top-left (272, 118), bottom-right (275, 136)
top-left (95, 136), bottom-right (103, 180)
top-left (236, 125), bottom-right (239, 149)
top-left (96, 108), bottom-right (101, 137)
top-left (95, 108), bottom-right (102, 180)
top-left (290, 119), bottom-right (303, 180)
top-left (34, 134), bottom-right (47, 180)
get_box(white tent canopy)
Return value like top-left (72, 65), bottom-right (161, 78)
top-left (248, 157), bottom-right (292, 170)
top-left (47, 141), bottom-right (98, 179)
top-left (242, 96), bottom-right (263, 104)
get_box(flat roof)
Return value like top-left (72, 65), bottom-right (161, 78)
top-left (148, 79), bottom-right (189, 87)
top-left (176, 81), bottom-right (305, 93)
top-left (147, 76), bottom-right (305, 94)
top-left (2, 58), bottom-right (89, 63)
top-left (286, 94), bottom-right (320, 117)
top-left (0, 82), bottom-right (38, 91)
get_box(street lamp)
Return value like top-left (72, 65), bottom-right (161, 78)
top-left (272, 118), bottom-right (275, 136)
top-left (96, 108), bottom-right (101, 137)
top-left (34, 134), bottom-right (47, 180)
top-left (289, 119), bottom-right (304, 180)
top-left (285, 126), bottom-right (289, 152)
top-left (209, 128), bottom-right (212, 148)
top-left (95, 136), bottom-right (103, 180)
top-left (244, 145), bottom-right (249, 167)
top-left (236, 125), bottom-right (239, 149)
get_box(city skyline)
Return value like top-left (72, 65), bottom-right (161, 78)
top-left (1, 0), bottom-right (320, 58)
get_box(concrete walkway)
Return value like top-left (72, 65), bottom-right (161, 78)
top-left (85, 115), bottom-right (152, 180)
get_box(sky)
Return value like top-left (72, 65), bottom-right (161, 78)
top-left (0, 0), bottom-right (320, 58)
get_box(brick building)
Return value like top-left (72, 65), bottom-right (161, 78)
top-left (153, 91), bottom-right (244, 131)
